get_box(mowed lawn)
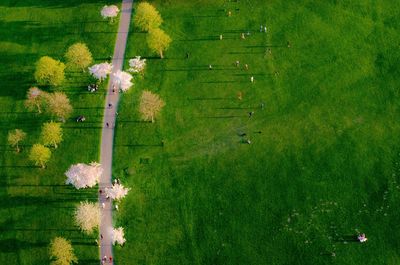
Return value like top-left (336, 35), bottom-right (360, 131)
top-left (113, 0), bottom-right (400, 264)
top-left (0, 1), bottom-right (118, 264)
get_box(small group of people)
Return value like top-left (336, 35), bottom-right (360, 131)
top-left (357, 233), bottom-right (368, 243)
top-left (87, 83), bottom-right (99, 92)
top-left (102, 255), bottom-right (113, 264)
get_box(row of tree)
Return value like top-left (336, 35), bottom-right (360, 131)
top-left (135, 2), bottom-right (172, 58)
top-left (8, 122), bottom-right (62, 167)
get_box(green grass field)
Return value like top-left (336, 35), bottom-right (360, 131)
top-left (113, 1), bottom-right (400, 264)
top-left (0, 1), bottom-right (118, 264)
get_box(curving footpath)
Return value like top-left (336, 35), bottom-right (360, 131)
top-left (99, 0), bottom-right (133, 263)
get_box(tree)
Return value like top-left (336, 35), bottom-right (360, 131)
top-left (34, 56), bottom-right (65, 86)
top-left (147, 28), bottom-right (171, 58)
top-left (8, 129), bottom-right (26, 153)
top-left (49, 237), bottom-right (77, 265)
top-left (41, 122), bottom-right (63, 148)
top-left (24, 87), bottom-right (48, 113)
top-left (101, 5), bottom-right (120, 23)
top-left (29, 144), bottom-right (51, 168)
top-left (45, 92), bottom-right (73, 122)
top-left (65, 43), bottom-right (92, 71)
top-left (74, 201), bottom-right (100, 234)
top-left (109, 227), bottom-right (126, 246)
top-left (134, 2), bottom-right (162, 32)
top-left (105, 183), bottom-right (130, 201)
top-left (139, 90), bottom-right (165, 122)
top-left (65, 162), bottom-right (103, 189)
top-left (88, 62), bottom-right (112, 81)
top-left (128, 56), bottom-right (146, 74)
top-left (113, 70), bottom-right (133, 92)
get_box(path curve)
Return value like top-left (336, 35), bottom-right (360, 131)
top-left (99, 0), bottom-right (133, 263)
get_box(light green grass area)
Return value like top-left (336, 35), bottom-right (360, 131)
top-left (113, 1), bottom-right (400, 264)
top-left (0, 1), bottom-right (118, 264)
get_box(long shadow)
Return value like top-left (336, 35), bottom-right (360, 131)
top-left (200, 115), bottom-right (245, 119)
top-left (117, 144), bottom-right (163, 147)
top-left (216, 107), bottom-right (253, 110)
top-left (0, 0), bottom-right (115, 8)
top-left (0, 239), bottom-right (47, 253)
top-left (245, 45), bottom-right (287, 48)
top-left (188, 97), bottom-right (232, 101)
top-left (200, 81), bottom-right (237, 84)
top-left (79, 259), bottom-right (100, 265)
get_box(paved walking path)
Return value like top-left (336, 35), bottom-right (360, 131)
top-left (99, 0), bottom-right (133, 263)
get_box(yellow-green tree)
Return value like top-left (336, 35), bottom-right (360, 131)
top-left (134, 2), bottom-right (162, 31)
top-left (147, 28), bottom-right (171, 59)
top-left (65, 43), bottom-right (92, 71)
top-left (7, 129), bottom-right (26, 153)
top-left (29, 144), bottom-right (51, 168)
top-left (41, 122), bottom-right (63, 148)
top-left (24, 87), bottom-right (48, 113)
top-left (139, 90), bottom-right (165, 122)
top-left (34, 56), bottom-right (65, 86)
top-left (45, 92), bottom-right (73, 122)
top-left (49, 237), bottom-right (77, 265)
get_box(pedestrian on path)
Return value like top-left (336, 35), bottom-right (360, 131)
top-left (108, 103), bottom-right (113, 109)
top-left (106, 122), bottom-right (109, 128)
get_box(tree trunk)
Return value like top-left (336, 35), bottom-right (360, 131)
top-left (151, 115), bottom-right (154, 123)
top-left (16, 144), bottom-right (20, 153)
top-left (159, 50), bottom-right (164, 59)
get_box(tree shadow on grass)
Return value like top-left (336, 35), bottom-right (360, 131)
top-left (0, 239), bottom-right (47, 253)
top-left (0, 0), bottom-right (114, 8)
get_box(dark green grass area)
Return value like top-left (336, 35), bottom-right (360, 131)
top-left (0, 1), bottom-right (118, 264)
top-left (113, 0), bottom-right (400, 264)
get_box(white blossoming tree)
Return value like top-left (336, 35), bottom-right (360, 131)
top-left (113, 70), bottom-right (133, 92)
top-left (88, 62), bottom-right (112, 81)
top-left (109, 227), bottom-right (126, 246)
top-left (65, 162), bottom-right (103, 189)
top-left (101, 5), bottom-right (120, 23)
top-left (74, 201), bottom-right (100, 235)
top-left (104, 183), bottom-right (130, 201)
top-left (128, 56), bottom-right (146, 74)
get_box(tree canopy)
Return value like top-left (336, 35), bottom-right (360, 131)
top-left (45, 92), bottom-right (73, 122)
top-left (8, 129), bottom-right (26, 153)
top-left (139, 90), bottom-right (165, 122)
top-left (49, 237), bottom-right (77, 265)
top-left (134, 2), bottom-right (162, 32)
top-left (147, 28), bottom-right (171, 58)
top-left (74, 201), bottom-right (100, 234)
top-left (65, 43), bottom-right (93, 71)
top-left (41, 122), bottom-right (63, 148)
top-left (24, 87), bottom-right (48, 113)
top-left (34, 56), bottom-right (65, 86)
top-left (29, 144), bottom-right (51, 168)
top-left (65, 162), bottom-right (102, 189)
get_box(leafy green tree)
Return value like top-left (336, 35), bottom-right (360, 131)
top-left (134, 2), bottom-right (162, 31)
top-left (45, 92), bottom-right (73, 122)
top-left (147, 28), bottom-right (171, 59)
top-left (29, 144), bottom-right (51, 168)
top-left (34, 56), bottom-right (65, 86)
top-left (139, 90), bottom-right (165, 122)
top-left (65, 43), bottom-right (93, 71)
top-left (41, 122), bottom-right (63, 148)
top-left (49, 237), bottom-right (77, 265)
top-left (7, 129), bottom-right (26, 153)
